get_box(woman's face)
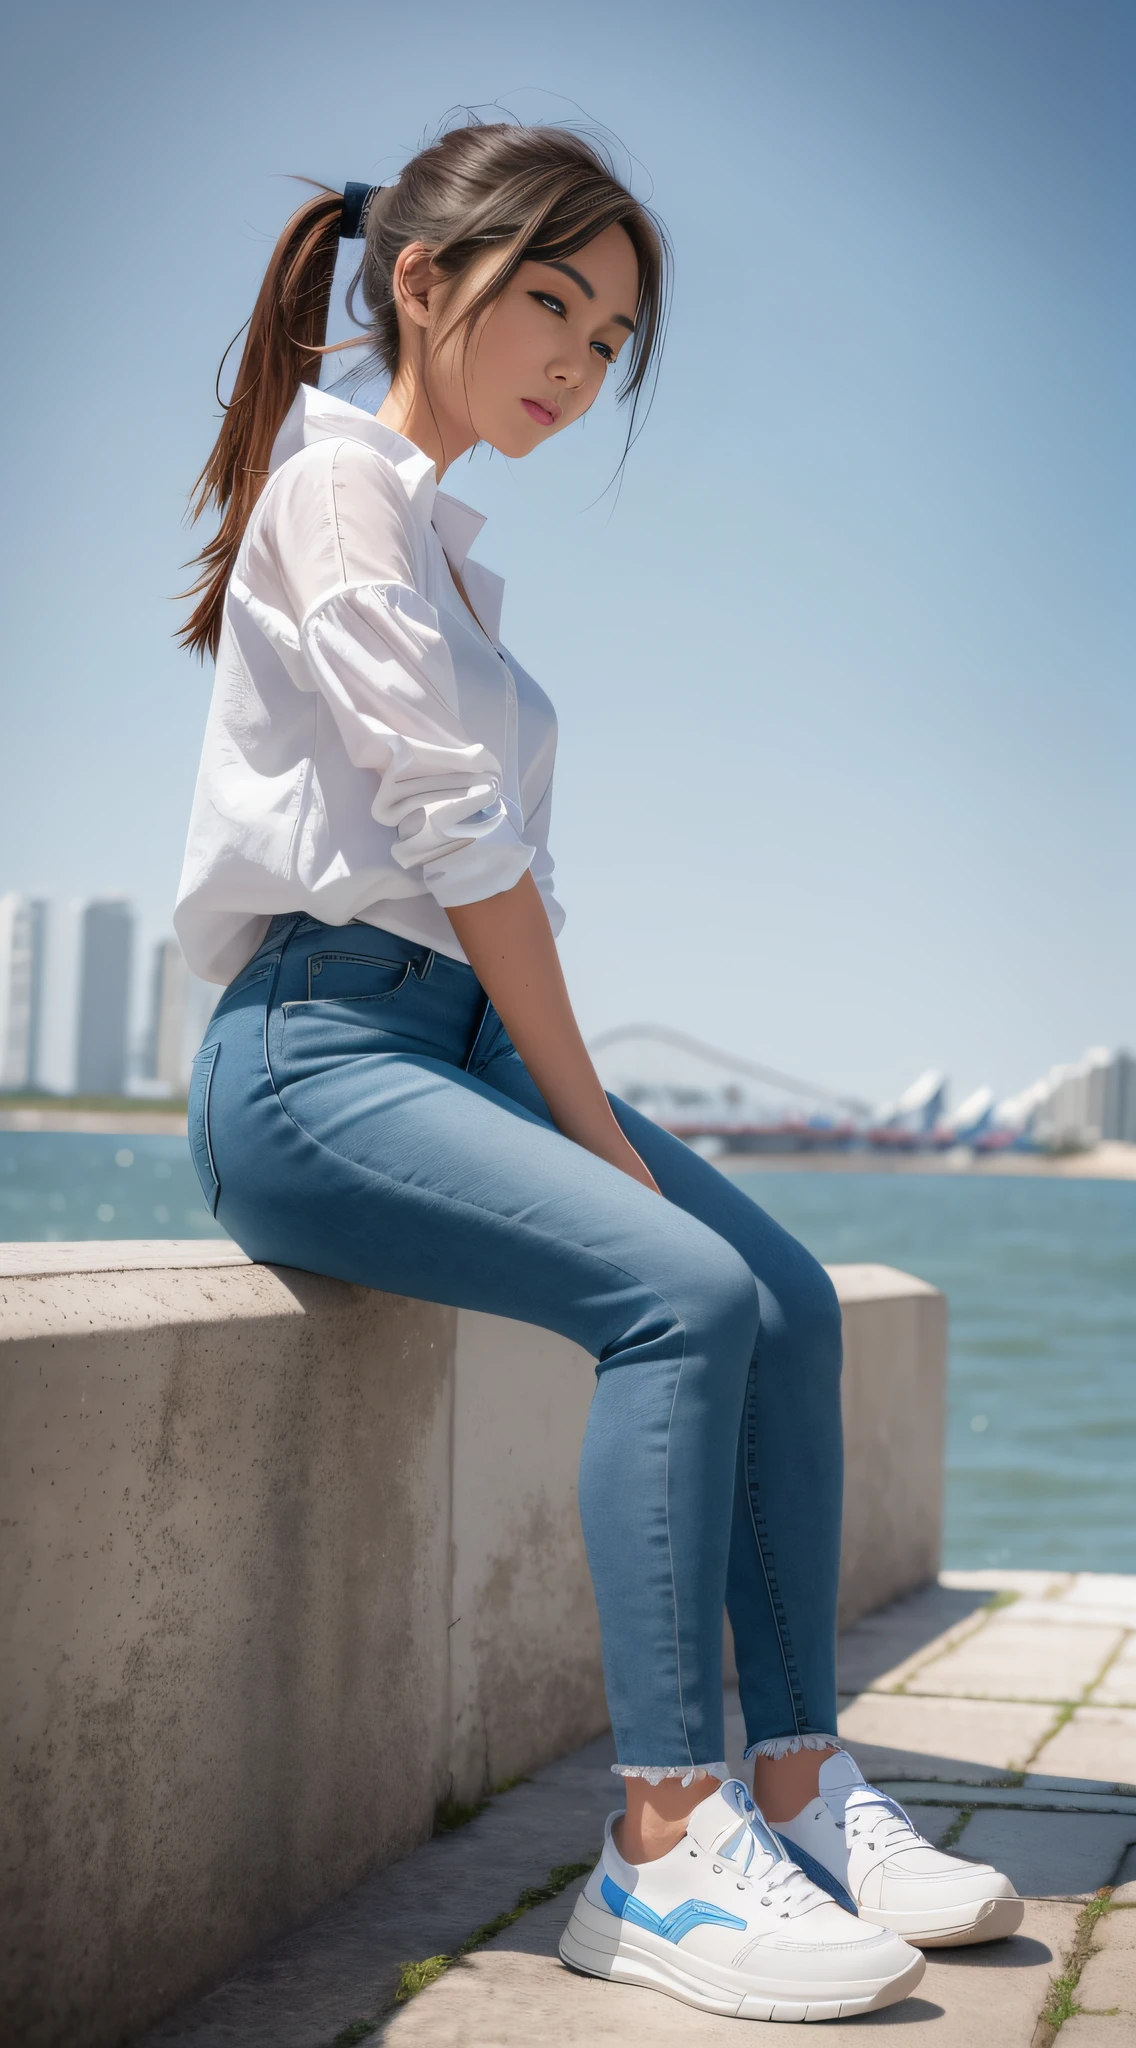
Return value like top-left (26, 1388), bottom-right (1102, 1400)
top-left (425, 224), bottom-right (641, 458)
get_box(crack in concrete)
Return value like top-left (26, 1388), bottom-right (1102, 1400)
top-left (1022, 1627), bottom-right (1135, 1772)
top-left (936, 1805), bottom-right (975, 1852)
top-left (1030, 1887), bottom-right (1116, 2046)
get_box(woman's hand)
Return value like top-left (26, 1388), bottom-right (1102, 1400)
top-left (446, 872), bottom-right (662, 1196)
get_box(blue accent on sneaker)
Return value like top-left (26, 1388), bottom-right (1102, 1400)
top-left (600, 1873), bottom-right (747, 1944)
top-left (773, 1834), bottom-right (859, 1916)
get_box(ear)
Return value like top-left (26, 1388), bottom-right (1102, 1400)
top-left (392, 241), bottom-right (440, 332)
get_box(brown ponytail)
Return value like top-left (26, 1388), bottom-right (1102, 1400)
top-left (181, 123), bottom-right (671, 663)
top-left (179, 186), bottom-right (342, 659)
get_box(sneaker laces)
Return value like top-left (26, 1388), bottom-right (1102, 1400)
top-left (713, 1810), bottom-right (840, 1918)
top-left (838, 1787), bottom-right (928, 1856)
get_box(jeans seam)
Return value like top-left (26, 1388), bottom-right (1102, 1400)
top-left (463, 992), bottom-right (495, 1073)
top-left (190, 1042), bottom-right (222, 1213)
top-left (261, 917), bottom-right (306, 1083)
top-left (743, 1365), bottom-right (809, 1736)
top-left (663, 1319), bottom-right (695, 1769)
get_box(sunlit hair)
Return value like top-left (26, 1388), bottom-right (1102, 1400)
top-left (180, 119), bottom-right (671, 659)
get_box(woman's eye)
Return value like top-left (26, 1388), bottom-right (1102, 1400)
top-left (530, 291), bottom-right (614, 365)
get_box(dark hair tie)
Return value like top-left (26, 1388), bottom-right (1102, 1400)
top-left (340, 182), bottom-right (379, 240)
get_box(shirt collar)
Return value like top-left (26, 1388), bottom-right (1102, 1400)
top-left (457, 557), bottom-right (505, 645)
top-left (430, 490), bottom-right (487, 572)
top-left (270, 387), bottom-right (498, 618)
top-left (270, 383), bottom-right (438, 514)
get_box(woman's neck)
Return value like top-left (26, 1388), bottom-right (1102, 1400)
top-left (375, 377), bottom-right (476, 483)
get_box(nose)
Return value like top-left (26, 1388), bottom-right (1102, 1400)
top-left (549, 352), bottom-right (587, 392)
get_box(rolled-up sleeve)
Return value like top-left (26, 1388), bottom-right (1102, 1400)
top-left (300, 578), bottom-right (534, 905)
top-left (245, 437), bottom-right (535, 908)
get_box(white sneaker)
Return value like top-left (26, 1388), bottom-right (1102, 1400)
top-left (559, 1777), bottom-right (925, 2021)
top-left (775, 1750), bottom-right (1025, 1948)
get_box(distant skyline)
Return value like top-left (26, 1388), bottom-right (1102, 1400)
top-left (1, 0), bottom-right (1132, 1105)
top-left (2, 887), bottom-right (1129, 1128)
top-left (0, 893), bottom-right (215, 1097)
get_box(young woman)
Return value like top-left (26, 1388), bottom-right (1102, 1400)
top-left (174, 121), bottom-right (1021, 2023)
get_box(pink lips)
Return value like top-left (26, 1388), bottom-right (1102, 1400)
top-left (521, 398), bottom-right (560, 426)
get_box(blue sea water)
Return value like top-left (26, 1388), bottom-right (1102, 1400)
top-left (2, 1135), bottom-right (1132, 1572)
top-left (735, 1169), bottom-right (1136, 1574)
top-left (0, 1132), bottom-right (224, 1242)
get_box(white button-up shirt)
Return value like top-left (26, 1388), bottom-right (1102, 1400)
top-left (174, 384), bottom-right (563, 985)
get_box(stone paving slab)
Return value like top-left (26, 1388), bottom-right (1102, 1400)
top-left (1070, 1889), bottom-right (1136, 2024)
top-left (1032, 1707), bottom-right (1136, 1787)
top-left (373, 1898), bottom-right (1077, 2045)
top-left (835, 1581), bottom-right (991, 1695)
top-left (878, 1782), bottom-right (1136, 1816)
top-left (957, 1808), bottom-right (1136, 1898)
top-left (1092, 1639), bottom-right (1136, 1709)
top-left (836, 1690), bottom-right (1056, 1776)
top-left (940, 1570), bottom-right (1074, 1597)
top-left (904, 1619), bottom-right (1123, 1702)
top-left (1026, 1776), bottom-right (1132, 1795)
top-left (1067, 1579), bottom-right (1136, 1616)
top-left (1009, 1599), bottom-right (1136, 1632)
top-left (1059, 2021), bottom-right (1136, 2043)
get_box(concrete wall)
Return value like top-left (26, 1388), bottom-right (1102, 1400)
top-left (0, 1243), bottom-right (944, 2048)
top-left (835, 1263), bottom-right (947, 1627)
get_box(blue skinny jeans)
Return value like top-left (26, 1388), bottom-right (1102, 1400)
top-left (188, 913), bottom-right (844, 1772)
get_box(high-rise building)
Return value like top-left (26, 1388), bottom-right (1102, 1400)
top-left (0, 893), bottom-right (49, 1091)
top-left (1026, 1046), bottom-right (1134, 1148)
top-left (143, 938), bottom-right (189, 1094)
top-left (75, 899), bottom-right (135, 1096)
top-left (140, 937), bottom-right (218, 1096)
top-left (1102, 1051), bottom-right (1136, 1144)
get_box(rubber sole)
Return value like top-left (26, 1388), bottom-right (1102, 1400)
top-left (859, 1894), bottom-right (1026, 1948)
top-left (559, 1893), bottom-right (927, 2022)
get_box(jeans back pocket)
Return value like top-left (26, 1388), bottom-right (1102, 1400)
top-left (283, 950), bottom-right (414, 1014)
top-left (188, 1041), bottom-right (222, 1215)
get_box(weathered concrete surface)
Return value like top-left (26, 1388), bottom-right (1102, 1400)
top-left (1092, 1639), bottom-right (1136, 1705)
top-left (1, 1245), bottom-right (946, 2047)
top-left (839, 1568), bottom-right (1136, 1795)
top-left (959, 1809), bottom-right (1136, 1898)
top-left (830, 1264), bottom-right (946, 1628)
top-left (834, 1576), bottom-right (992, 1694)
top-left (1, 1251), bottom-right (456, 2048)
top-left (137, 1728), bottom-right (623, 2048)
top-left (835, 1691), bottom-right (1058, 1778)
top-left (447, 1312), bottom-right (606, 1802)
top-left (1036, 1706), bottom-right (1136, 1786)
top-left (1061, 2019), bottom-right (1136, 2044)
top-left (1066, 1882), bottom-right (1136, 2038)
top-left (904, 1618), bottom-right (1124, 1702)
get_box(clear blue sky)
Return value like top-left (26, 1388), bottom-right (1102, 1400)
top-left (1, 0), bottom-right (1132, 1106)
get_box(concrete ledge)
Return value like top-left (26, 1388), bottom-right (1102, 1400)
top-left (835, 1264), bottom-right (945, 1626)
top-left (0, 1245), bottom-right (944, 2048)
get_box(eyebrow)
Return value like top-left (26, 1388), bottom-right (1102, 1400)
top-left (545, 260), bottom-right (636, 333)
